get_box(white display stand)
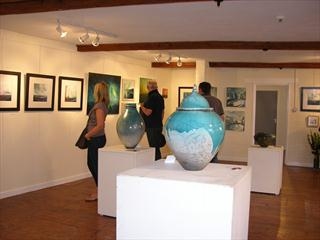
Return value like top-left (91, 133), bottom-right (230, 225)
top-left (98, 145), bottom-right (155, 217)
top-left (117, 161), bottom-right (252, 240)
top-left (248, 145), bottom-right (284, 195)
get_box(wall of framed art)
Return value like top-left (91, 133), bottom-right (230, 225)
top-left (206, 67), bottom-right (320, 167)
top-left (0, 29), bottom-right (179, 198)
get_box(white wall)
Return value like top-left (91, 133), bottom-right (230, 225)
top-left (206, 68), bottom-right (320, 166)
top-left (0, 29), bottom-right (176, 198)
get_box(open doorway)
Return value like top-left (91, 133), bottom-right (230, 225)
top-left (254, 85), bottom-right (288, 148)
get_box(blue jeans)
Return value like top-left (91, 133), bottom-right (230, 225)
top-left (87, 135), bottom-right (106, 186)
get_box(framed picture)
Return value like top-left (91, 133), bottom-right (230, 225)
top-left (122, 79), bottom-right (135, 101)
top-left (306, 115), bottom-right (319, 128)
top-left (178, 86), bottom-right (193, 106)
top-left (162, 88), bottom-right (168, 98)
top-left (211, 86), bottom-right (217, 97)
top-left (25, 73), bottom-right (55, 111)
top-left (58, 76), bottom-right (83, 111)
top-left (87, 72), bottom-right (121, 115)
top-left (300, 87), bottom-right (320, 112)
top-left (139, 77), bottom-right (151, 103)
top-left (225, 111), bottom-right (245, 132)
top-left (0, 70), bottom-right (21, 111)
top-left (226, 87), bottom-right (246, 107)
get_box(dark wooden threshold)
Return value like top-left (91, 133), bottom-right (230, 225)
top-left (0, 0), bottom-right (210, 15)
top-left (77, 41), bottom-right (320, 52)
top-left (151, 62), bottom-right (196, 68)
top-left (209, 62), bottom-right (320, 69)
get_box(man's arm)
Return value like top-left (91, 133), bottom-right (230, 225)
top-left (140, 102), bottom-right (152, 116)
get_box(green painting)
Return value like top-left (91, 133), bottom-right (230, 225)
top-left (139, 77), bottom-right (151, 103)
top-left (87, 72), bottom-right (121, 115)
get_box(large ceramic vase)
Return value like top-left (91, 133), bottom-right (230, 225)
top-left (116, 103), bottom-right (145, 149)
top-left (164, 87), bottom-right (225, 171)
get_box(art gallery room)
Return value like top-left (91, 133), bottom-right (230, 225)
top-left (0, 0), bottom-right (319, 240)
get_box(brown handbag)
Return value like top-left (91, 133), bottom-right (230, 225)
top-left (75, 127), bottom-right (88, 149)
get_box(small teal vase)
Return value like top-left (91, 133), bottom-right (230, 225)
top-left (116, 103), bottom-right (145, 149)
top-left (164, 86), bottom-right (225, 171)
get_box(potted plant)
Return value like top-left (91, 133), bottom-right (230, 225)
top-left (307, 131), bottom-right (320, 169)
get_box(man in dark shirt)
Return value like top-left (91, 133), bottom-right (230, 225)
top-left (199, 81), bottom-right (224, 162)
top-left (140, 80), bottom-right (165, 160)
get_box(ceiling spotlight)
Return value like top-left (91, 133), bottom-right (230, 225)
top-left (56, 19), bottom-right (67, 38)
top-left (154, 54), bottom-right (162, 62)
top-left (165, 55), bottom-right (172, 64)
top-left (79, 31), bottom-right (89, 43)
top-left (177, 56), bottom-right (183, 67)
top-left (92, 33), bottom-right (100, 47)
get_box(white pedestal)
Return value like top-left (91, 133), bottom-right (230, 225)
top-left (117, 161), bottom-right (252, 240)
top-left (98, 145), bottom-right (155, 217)
top-left (248, 145), bottom-right (284, 195)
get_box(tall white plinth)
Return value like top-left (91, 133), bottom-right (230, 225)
top-left (98, 145), bottom-right (155, 217)
top-left (117, 161), bottom-right (252, 240)
top-left (248, 145), bottom-right (284, 195)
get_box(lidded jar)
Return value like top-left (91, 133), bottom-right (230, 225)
top-left (116, 103), bottom-right (145, 149)
top-left (164, 86), bottom-right (225, 170)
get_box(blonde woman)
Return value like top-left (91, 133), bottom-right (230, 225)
top-left (84, 82), bottom-right (109, 201)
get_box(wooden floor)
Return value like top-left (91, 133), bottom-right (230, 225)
top-left (0, 164), bottom-right (319, 240)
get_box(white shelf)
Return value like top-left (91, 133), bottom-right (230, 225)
top-left (98, 145), bottom-right (155, 217)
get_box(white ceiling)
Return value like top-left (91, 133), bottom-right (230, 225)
top-left (0, 0), bottom-right (319, 63)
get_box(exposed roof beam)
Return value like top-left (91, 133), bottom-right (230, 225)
top-left (77, 41), bottom-right (320, 52)
top-left (0, 0), bottom-right (210, 15)
top-left (209, 62), bottom-right (320, 69)
top-left (151, 62), bottom-right (196, 68)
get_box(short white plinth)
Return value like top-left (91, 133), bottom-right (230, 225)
top-left (248, 145), bottom-right (284, 195)
top-left (98, 145), bottom-right (155, 217)
top-left (117, 161), bottom-right (251, 240)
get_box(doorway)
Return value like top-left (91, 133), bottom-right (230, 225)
top-left (254, 85), bottom-right (288, 148)
top-left (255, 90), bottom-right (278, 139)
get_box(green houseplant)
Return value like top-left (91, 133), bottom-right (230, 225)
top-left (307, 131), bottom-right (320, 169)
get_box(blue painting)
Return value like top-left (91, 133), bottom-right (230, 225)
top-left (87, 72), bottom-right (121, 115)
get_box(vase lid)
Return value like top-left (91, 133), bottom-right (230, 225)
top-left (180, 85), bottom-right (210, 109)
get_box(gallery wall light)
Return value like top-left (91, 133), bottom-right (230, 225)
top-left (177, 56), bottom-right (183, 67)
top-left (79, 31), bottom-right (89, 43)
top-left (165, 54), bottom-right (172, 64)
top-left (56, 19), bottom-right (68, 38)
top-left (91, 33), bottom-right (100, 47)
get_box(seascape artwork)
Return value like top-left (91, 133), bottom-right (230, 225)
top-left (87, 72), bottom-right (121, 115)
top-left (225, 111), bottom-right (245, 132)
top-left (0, 77), bottom-right (12, 101)
top-left (33, 83), bottom-right (48, 102)
top-left (64, 85), bottom-right (77, 102)
top-left (122, 79), bottom-right (135, 100)
top-left (226, 87), bottom-right (246, 107)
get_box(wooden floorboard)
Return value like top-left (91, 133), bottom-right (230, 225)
top-left (0, 164), bottom-right (319, 240)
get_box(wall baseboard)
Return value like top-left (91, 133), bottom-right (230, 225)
top-left (0, 172), bottom-right (91, 199)
top-left (284, 161), bottom-right (313, 168)
top-left (219, 155), bottom-right (248, 162)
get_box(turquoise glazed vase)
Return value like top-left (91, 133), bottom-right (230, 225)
top-left (116, 103), bottom-right (145, 149)
top-left (164, 87), bottom-right (225, 170)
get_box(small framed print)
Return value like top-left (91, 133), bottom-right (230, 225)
top-left (25, 73), bottom-right (55, 111)
top-left (178, 86), bottom-right (193, 106)
top-left (306, 115), bottom-right (319, 128)
top-left (58, 76), bottom-right (84, 111)
top-left (300, 87), bottom-right (320, 112)
top-left (122, 79), bottom-right (135, 101)
top-left (0, 70), bottom-right (21, 111)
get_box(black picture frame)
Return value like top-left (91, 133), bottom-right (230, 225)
top-left (0, 70), bottom-right (21, 111)
top-left (58, 76), bottom-right (84, 111)
top-left (300, 87), bottom-right (320, 112)
top-left (178, 86), bottom-right (193, 106)
top-left (25, 73), bottom-right (55, 111)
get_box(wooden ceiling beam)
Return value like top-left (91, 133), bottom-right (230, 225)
top-left (0, 0), bottom-right (210, 15)
top-left (209, 62), bottom-right (320, 69)
top-left (77, 41), bottom-right (320, 52)
top-left (151, 62), bottom-right (196, 68)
